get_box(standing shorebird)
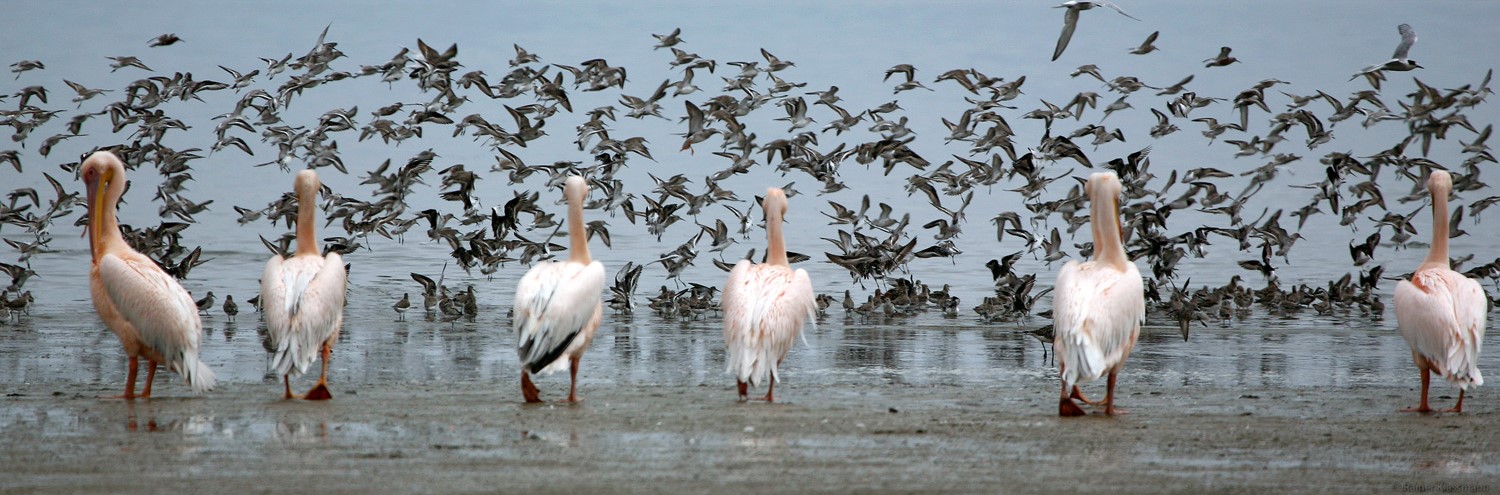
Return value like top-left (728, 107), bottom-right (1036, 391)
top-left (195, 291), bottom-right (215, 316)
top-left (262, 170), bottom-right (347, 400)
top-left (722, 188), bottom-right (817, 402)
top-left (1395, 170), bottom-right (1485, 413)
top-left (1052, 171), bottom-right (1144, 416)
top-left (513, 176), bottom-right (605, 403)
top-left (222, 295), bottom-right (238, 322)
top-left (83, 151), bottom-right (215, 399)
top-left (393, 293), bottom-right (411, 321)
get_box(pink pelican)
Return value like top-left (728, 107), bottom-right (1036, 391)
top-left (722, 188), bottom-right (816, 402)
top-left (262, 170), bottom-right (347, 400)
top-left (84, 151), bottom-right (215, 399)
top-left (1053, 171), bottom-right (1143, 416)
top-left (514, 176), bottom-right (605, 403)
top-left (1395, 170), bottom-right (1485, 413)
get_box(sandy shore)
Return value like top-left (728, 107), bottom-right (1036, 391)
top-left (1, 379), bottom-right (1494, 494)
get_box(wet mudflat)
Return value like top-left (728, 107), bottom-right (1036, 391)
top-left (1, 382), bottom-right (1493, 494)
top-left (1, 319), bottom-right (1495, 494)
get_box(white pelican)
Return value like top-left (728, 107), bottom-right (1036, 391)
top-left (1395, 170), bottom-right (1485, 413)
top-left (722, 188), bottom-right (816, 402)
top-left (262, 169), bottom-right (347, 400)
top-left (83, 151), bottom-right (215, 399)
top-left (514, 176), bottom-right (605, 403)
top-left (1052, 171), bottom-right (1143, 416)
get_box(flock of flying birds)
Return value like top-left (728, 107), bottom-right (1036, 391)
top-left (0, 5), bottom-right (1497, 407)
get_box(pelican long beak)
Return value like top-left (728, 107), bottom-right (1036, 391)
top-left (88, 167), bottom-right (114, 262)
top-left (83, 176), bottom-right (96, 241)
top-left (1114, 198), bottom-right (1125, 243)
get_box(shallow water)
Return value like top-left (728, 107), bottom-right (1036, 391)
top-left (0, 279), bottom-right (1481, 397)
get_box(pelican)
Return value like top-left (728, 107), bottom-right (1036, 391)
top-left (722, 188), bottom-right (817, 402)
top-left (1395, 170), bottom-right (1485, 413)
top-left (83, 151), bottom-right (215, 399)
top-left (262, 169), bottom-right (347, 400)
top-left (514, 176), bottom-right (605, 403)
top-left (1052, 171), bottom-right (1143, 416)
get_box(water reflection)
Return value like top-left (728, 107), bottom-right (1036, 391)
top-left (275, 419), bottom-right (329, 443)
top-left (123, 401), bottom-right (164, 433)
top-left (1411, 453), bottom-right (1482, 475)
top-left (0, 290), bottom-right (1494, 394)
top-left (522, 429), bottom-right (581, 449)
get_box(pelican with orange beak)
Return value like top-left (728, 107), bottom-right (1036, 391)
top-left (84, 151), bottom-right (216, 399)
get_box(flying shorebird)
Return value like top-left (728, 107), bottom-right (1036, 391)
top-left (1051, 1), bottom-right (1141, 62)
top-left (63, 79), bottom-right (110, 107)
top-left (1352, 24), bottom-right (1421, 90)
top-left (262, 170), bottom-right (348, 400)
top-left (1129, 30), bottom-right (1159, 55)
top-left (107, 55), bottom-right (152, 72)
top-left (1203, 46), bottom-right (1239, 67)
top-left (10, 59), bottom-right (44, 79)
top-left (1394, 170), bottom-right (1485, 413)
top-left (147, 33), bottom-right (183, 47)
top-left (722, 188), bottom-right (817, 402)
top-left (1052, 171), bottom-right (1144, 416)
top-left (514, 176), bottom-right (605, 403)
top-left (83, 151), bottom-right (215, 399)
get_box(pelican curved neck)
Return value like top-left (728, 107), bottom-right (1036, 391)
top-left (295, 188), bottom-right (319, 257)
top-left (765, 206), bottom-right (788, 267)
top-left (1421, 189), bottom-right (1450, 269)
top-left (567, 193), bottom-right (591, 263)
top-left (1091, 193), bottom-right (1128, 268)
top-left (92, 178), bottom-right (128, 260)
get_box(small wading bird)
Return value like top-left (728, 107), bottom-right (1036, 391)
top-left (195, 291), bottom-right (215, 315)
top-left (393, 293), bottom-right (411, 321)
top-left (723, 188), bottom-right (817, 402)
top-left (1052, 171), bottom-right (1143, 416)
top-left (514, 176), bottom-right (605, 403)
top-left (222, 294), bottom-right (238, 322)
top-left (1395, 170), bottom-right (1485, 413)
top-left (262, 170), bottom-right (347, 400)
top-left (83, 151), bottom-right (215, 399)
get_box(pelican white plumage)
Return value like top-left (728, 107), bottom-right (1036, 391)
top-left (723, 188), bottom-right (816, 402)
top-left (1394, 170), bottom-right (1485, 413)
top-left (1052, 171), bottom-right (1143, 416)
top-left (83, 151), bottom-right (215, 399)
top-left (262, 169), bottom-right (347, 400)
top-left (514, 175), bottom-right (605, 403)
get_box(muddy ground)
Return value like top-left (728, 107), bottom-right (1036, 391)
top-left (1, 379), bottom-right (1493, 494)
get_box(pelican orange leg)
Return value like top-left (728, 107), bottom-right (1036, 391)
top-left (564, 355), bottom-right (581, 403)
top-left (1059, 379), bottom-right (1087, 417)
top-left (303, 342), bottom-right (333, 400)
top-left (1103, 371), bottom-right (1126, 416)
top-left (521, 371), bottom-right (542, 403)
